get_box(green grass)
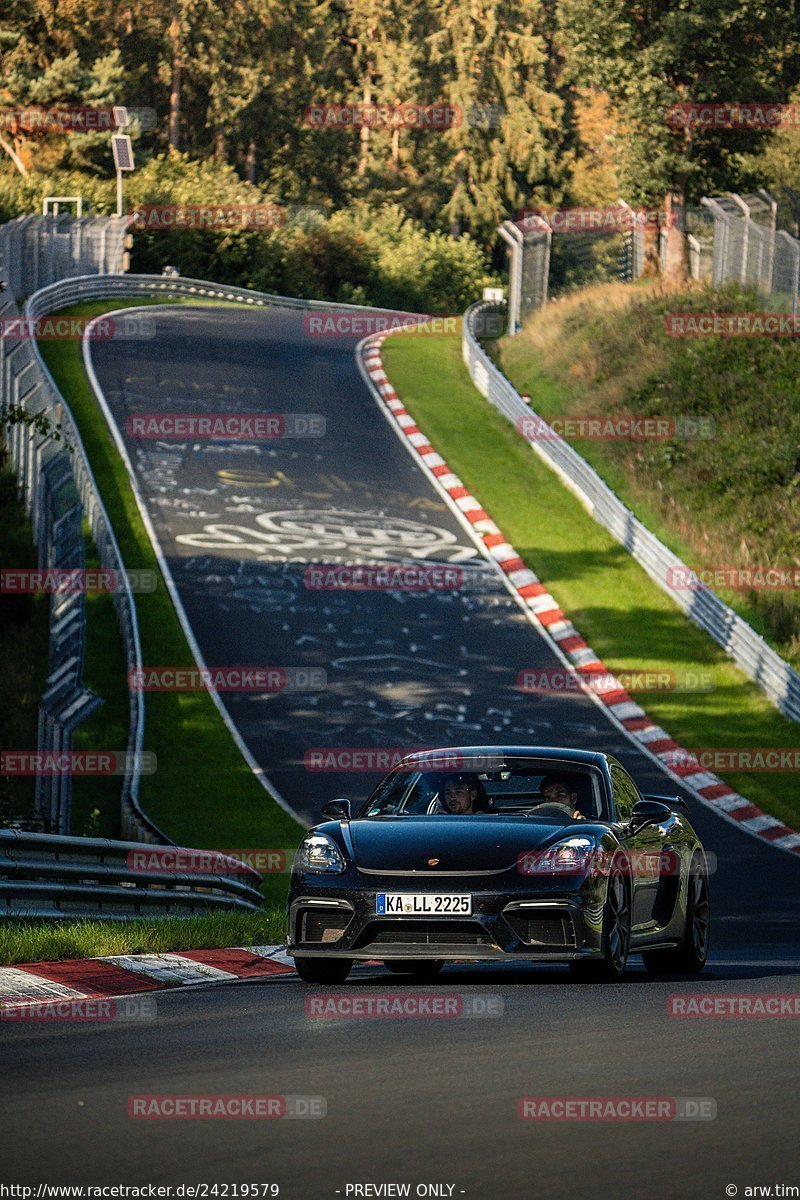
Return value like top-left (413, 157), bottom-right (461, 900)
top-left (381, 328), bottom-right (800, 831)
top-left (36, 298), bottom-right (304, 904)
top-left (69, 528), bottom-right (135, 837)
top-left (0, 910), bottom-right (285, 966)
top-left (494, 280), bottom-right (800, 669)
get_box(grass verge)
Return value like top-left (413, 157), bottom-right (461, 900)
top-left (381, 328), bottom-right (800, 831)
top-left (0, 909), bottom-right (284, 966)
top-left (36, 297), bottom-right (303, 904)
top-left (493, 280), bottom-right (800, 669)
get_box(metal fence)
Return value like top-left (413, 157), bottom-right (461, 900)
top-left (498, 204), bottom-right (644, 333)
top-left (697, 190), bottom-right (800, 310)
top-left (0, 214), bottom-right (128, 303)
top-left (462, 301), bottom-right (800, 725)
top-left (501, 187), bottom-right (800, 325)
top-left (0, 829), bottom-right (263, 918)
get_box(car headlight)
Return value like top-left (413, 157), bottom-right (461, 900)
top-left (295, 833), bottom-right (346, 874)
top-left (519, 836), bottom-right (595, 875)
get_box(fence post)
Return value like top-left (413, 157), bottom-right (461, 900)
top-left (498, 221), bottom-right (523, 336)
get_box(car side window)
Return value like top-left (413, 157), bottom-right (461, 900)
top-left (610, 765), bottom-right (641, 823)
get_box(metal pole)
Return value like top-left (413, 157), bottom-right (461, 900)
top-left (729, 193), bottom-right (750, 283)
top-left (116, 170), bottom-right (123, 218)
top-left (498, 222), bottom-right (521, 336)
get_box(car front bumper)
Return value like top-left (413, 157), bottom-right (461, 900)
top-left (286, 876), bottom-right (606, 962)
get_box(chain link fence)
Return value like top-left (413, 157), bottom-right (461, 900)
top-left (0, 213), bottom-right (128, 303)
top-left (499, 202), bottom-right (656, 331)
top-left (500, 186), bottom-right (800, 325)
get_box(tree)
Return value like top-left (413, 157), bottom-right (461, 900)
top-left (426, 0), bottom-right (570, 238)
top-left (558, 0), bottom-right (799, 276)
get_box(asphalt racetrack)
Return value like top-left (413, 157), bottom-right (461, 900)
top-left (3, 304), bottom-right (797, 1196)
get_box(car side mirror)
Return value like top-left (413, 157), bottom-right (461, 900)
top-left (321, 798), bottom-right (351, 822)
top-left (642, 793), bottom-right (691, 817)
top-left (628, 798), bottom-right (672, 833)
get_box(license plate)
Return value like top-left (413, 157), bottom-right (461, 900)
top-left (376, 893), bottom-right (472, 915)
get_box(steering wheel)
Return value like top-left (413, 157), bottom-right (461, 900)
top-left (531, 801), bottom-right (575, 817)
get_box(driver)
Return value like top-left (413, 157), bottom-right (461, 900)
top-left (442, 772), bottom-right (482, 814)
top-left (538, 774), bottom-right (587, 821)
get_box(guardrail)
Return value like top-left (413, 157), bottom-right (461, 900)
top-left (462, 301), bottom-right (800, 725)
top-left (22, 271), bottom-right (413, 840)
top-left (25, 270), bottom-right (409, 315)
top-left (13, 284), bottom-right (164, 844)
top-left (0, 829), bottom-right (263, 918)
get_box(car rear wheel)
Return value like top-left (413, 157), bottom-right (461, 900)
top-left (570, 870), bottom-right (631, 983)
top-left (642, 856), bottom-right (710, 975)
top-left (384, 960), bottom-right (444, 980)
top-left (293, 956), bottom-right (352, 984)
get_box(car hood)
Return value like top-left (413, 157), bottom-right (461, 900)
top-left (342, 816), bottom-right (592, 874)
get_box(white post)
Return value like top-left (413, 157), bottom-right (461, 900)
top-left (729, 193), bottom-right (750, 283)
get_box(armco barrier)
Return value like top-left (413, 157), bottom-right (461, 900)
top-left (22, 271), bottom-right (420, 841)
top-left (0, 829), bottom-right (263, 918)
top-left (462, 301), bottom-right (800, 725)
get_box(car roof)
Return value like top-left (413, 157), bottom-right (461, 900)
top-left (402, 745), bottom-right (609, 768)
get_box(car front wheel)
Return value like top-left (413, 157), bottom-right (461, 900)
top-left (571, 870), bottom-right (631, 983)
top-left (643, 855), bottom-right (710, 975)
top-left (293, 956), bottom-right (352, 984)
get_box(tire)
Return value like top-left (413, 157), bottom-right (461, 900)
top-left (293, 956), bottom-right (352, 984)
top-left (570, 870), bottom-right (631, 983)
top-left (384, 960), bottom-right (444, 981)
top-left (643, 856), bottom-right (710, 975)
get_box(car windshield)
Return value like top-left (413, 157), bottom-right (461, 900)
top-left (360, 759), bottom-right (608, 821)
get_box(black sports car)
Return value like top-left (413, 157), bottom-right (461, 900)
top-left (286, 746), bottom-right (710, 983)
